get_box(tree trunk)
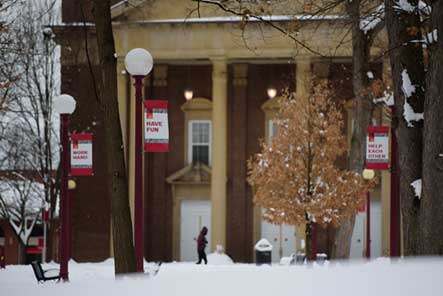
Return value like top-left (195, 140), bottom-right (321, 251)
top-left (92, 0), bottom-right (136, 274)
top-left (17, 241), bottom-right (26, 264)
top-left (305, 222), bottom-right (312, 260)
top-left (385, 0), bottom-right (425, 255)
top-left (332, 0), bottom-right (374, 259)
top-left (420, 2), bottom-right (443, 255)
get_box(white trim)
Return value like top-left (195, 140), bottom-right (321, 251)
top-left (188, 120), bottom-right (212, 166)
top-left (112, 14), bottom-right (347, 25)
top-left (58, 15), bottom-right (346, 28)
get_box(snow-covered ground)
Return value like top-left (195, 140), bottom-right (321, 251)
top-left (2, 256), bottom-right (443, 296)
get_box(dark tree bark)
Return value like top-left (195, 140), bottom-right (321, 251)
top-left (91, 0), bottom-right (136, 274)
top-left (420, 1), bottom-right (443, 255)
top-left (385, 0), bottom-right (425, 255)
top-left (332, 0), bottom-right (379, 259)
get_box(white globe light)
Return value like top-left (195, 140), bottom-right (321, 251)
top-left (362, 168), bottom-right (375, 180)
top-left (125, 48), bottom-right (153, 76)
top-left (184, 88), bottom-right (194, 101)
top-left (267, 86), bottom-right (277, 99)
top-left (54, 94), bottom-right (76, 114)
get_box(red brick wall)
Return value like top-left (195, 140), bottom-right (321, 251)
top-left (144, 65), bottom-right (212, 261)
top-left (62, 0), bottom-right (120, 23)
top-left (0, 220), bottom-right (19, 265)
top-left (61, 64), bottom-right (111, 262)
top-left (226, 63), bottom-right (296, 262)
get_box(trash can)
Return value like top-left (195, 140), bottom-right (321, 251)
top-left (254, 238), bottom-right (272, 265)
top-left (316, 253), bottom-right (327, 265)
top-left (295, 253), bottom-right (306, 265)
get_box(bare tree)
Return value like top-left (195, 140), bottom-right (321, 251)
top-left (0, 0), bottom-right (61, 261)
top-left (0, 178), bottom-right (45, 263)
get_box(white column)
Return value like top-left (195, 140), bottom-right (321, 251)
top-left (211, 57), bottom-right (228, 251)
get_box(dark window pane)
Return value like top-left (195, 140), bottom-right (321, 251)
top-left (192, 145), bottom-right (209, 165)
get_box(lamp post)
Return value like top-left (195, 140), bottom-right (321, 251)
top-left (54, 94), bottom-right (76, 281)
top-left (362, 168), bottom-right (375, 259)
top-left (125, 48), bottom-right (153, 273)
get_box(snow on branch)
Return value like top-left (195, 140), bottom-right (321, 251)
top-left (360, 4), bottom-right (385, 35)
top-left (394, 0), bottom-right (416, 13)
top-left (401, 69), bottom-right (423, 127)
top-left (373, 91), bottom-right (394, 106)
top-left (0, 179), bottom-right (45, 244)
top-left (401, 69), bottom-right (416, 98)
top-left (411, 179), bottom-right (422, 199)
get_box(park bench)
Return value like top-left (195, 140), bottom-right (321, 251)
top-left (31, 261), bottom-right (60, 283)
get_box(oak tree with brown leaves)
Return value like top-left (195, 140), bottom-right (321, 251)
top-left (248, 83), bottom-right (369, 259)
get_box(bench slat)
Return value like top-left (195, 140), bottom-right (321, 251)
top-left (31, 261), bottom-right (60, 283)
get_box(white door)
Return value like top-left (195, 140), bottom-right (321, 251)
top-left (180, 200), bottom-right (211, 262)
top-left (370, 201), bottom-right (382, 258)
top-left (350, 212), bottom-right (365, 258)
top-left (350, 200), bottom-right (382, 259)
top-left (261, 213), bottom-right (296, 262)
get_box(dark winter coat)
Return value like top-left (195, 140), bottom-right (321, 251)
top-left (197, 227), bottom-right (208, 251)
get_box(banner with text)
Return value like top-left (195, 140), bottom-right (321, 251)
top-left (144, 100), bottom-right (169, 152)
top-left (366, 126), bottom-right (389, 170)
top-left (70, 133), bottom-right (93, 176)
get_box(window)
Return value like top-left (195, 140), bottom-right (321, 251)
top-left (268, 119), bottom-right (278, 143)
top-left (189, 120), bottom-right (211, 165)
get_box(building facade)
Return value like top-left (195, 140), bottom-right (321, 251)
top-left (56, 0), bottom-right (392, 263)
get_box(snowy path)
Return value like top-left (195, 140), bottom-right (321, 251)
top-left (1, 258), bottom-right (443, 296)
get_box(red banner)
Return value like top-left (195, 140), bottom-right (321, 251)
top-left (144, 100), bottom-right (169, 152)
top-left (71, 133), bottom-right (94, 176)
top-left (366, 126), bottom-right (389, 170)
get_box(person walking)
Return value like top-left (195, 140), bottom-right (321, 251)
top-left (196, 226), bottom-right (208, 264)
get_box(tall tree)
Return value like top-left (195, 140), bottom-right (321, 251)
top-left (91, 0), bottom-right (136, 274)
top-left (420, 1), bottom-right (443, 255)
top-left (248, 84), bottom-right (369, 259)
top-left (385, 0), bottom-right (425, 255)
top-left (0, 0), bottom-right (61, 261)
top-left (332, 0), bottom-right (385, 259)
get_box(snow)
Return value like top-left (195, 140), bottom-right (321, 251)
top-left (411, 179), bottom-right (422, 199)
top-left (403, 101), bottom-right (424, 127)
top-left (401, 69), bottom-right (416, 98)
top-left (0, 179), bottom-right (45, 218)
top-left (401, 69), bottom-right (423, 127)
top-left (2, 258), bottom-right (443, 296)
top-left (206, 253), bottom-right (234, 265)
top-left (254, 238), bottom-right (273, 251)
top-left (426, 29), bottom-right (438, 45)
top-left (419, 0), bottom-right (432, 15)
top-left (373, 91), bottom-right (394, 106)
top-left (395, 0), bottom-right (416, 13)
top-left (359, 4), bottom-right (384, 34)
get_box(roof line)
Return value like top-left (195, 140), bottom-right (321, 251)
top-left (57, 15), bottom-right (347, 28)
top-left (115, 15), bottom-right (346, 25)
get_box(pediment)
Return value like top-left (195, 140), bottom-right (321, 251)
top-left (181, 97), bottom-right (212, 112)
top-left (166, 162), bottom-right (211, 184)
top-left (261, 96), bottom-right (281, 112)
